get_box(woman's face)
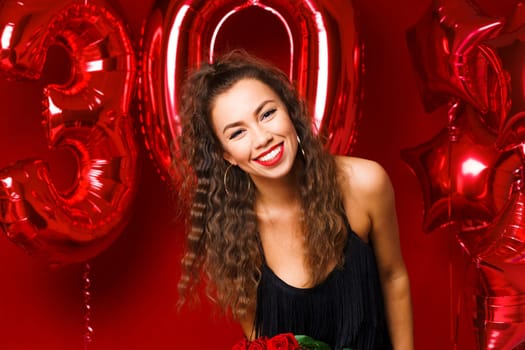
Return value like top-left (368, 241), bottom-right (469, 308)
top-left (211, 78), bottom-right (299, 183)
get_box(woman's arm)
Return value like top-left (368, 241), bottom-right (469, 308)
top-left (338, 157), bottom-right (414, 349)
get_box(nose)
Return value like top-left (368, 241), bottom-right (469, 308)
top-left (253, 126), bottom-right (273, 149)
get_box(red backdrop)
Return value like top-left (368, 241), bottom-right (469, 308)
top-left (0, 0), bottom-right (479, 349)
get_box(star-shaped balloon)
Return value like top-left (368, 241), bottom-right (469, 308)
top-left (406, 0), bottom-right (503, 114)
top-left (485, 4), bottom-right (525, 151)
top-left (401, 103), bottom-right (516, 243)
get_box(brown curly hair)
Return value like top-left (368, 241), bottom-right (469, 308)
top-left (175, 50), bottom-right (348, 319)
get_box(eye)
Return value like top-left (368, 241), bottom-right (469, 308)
top-left (229, 129), bottom-right (244, 140)
top-left (260, 108), bottom-right (276, 121)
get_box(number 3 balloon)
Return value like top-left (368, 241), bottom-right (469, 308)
top-left (0, 0), bottom-right (138, 265)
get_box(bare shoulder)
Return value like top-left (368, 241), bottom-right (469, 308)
top-left (335, 156), bottom-right (393, 198)
top-left (335, 156), bottom-right (396, 241)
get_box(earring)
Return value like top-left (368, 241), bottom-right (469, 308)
top-left (297, 135), bottom-right (305, 158)
top-left (224, 164), bottom-right (233, 196)
top-left (223, 164), bottom-right (251, 196)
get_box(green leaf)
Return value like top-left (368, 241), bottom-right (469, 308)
top-left (294, 335), bottom-right (332, 350)
top-left (294, 335), bottom-right (354, 350)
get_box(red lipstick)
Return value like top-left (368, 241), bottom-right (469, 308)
top-left (254, 143), bottom-right (284, 167)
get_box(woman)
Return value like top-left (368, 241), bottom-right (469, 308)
top-left (176, 50), bottom-right (413, 349)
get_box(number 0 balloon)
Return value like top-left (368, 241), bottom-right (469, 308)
top-left (139, 0), bottom-right (363, 183)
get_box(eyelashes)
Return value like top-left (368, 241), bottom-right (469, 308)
top-left (261, 108), bottom-right (276, 120)
top-left (228, 108), bottom-right (277, 140)
top-left (229, 129), bottom-right (243, 139)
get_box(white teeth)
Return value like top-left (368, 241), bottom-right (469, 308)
top-left (258, 146), bottom-right (281, 162)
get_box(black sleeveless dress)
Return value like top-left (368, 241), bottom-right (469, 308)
top-left (254, 224), bottom-right (393, 350)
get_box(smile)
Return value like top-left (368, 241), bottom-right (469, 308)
top-left (255, 143), bottom-right (284, 166)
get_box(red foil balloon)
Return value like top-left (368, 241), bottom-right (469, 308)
top-left (401, 103), bottom-right (517, 239)
top-left (477, 166), bottom-right (525, 264)
top-left (139, 0), bottom-right (363, 182)
top-left (472, 167), bottom-right (525, 349)
top-left (406, 0), bottom-right (503, 115)
top-left (408, 1), bottom-right (525, 152)
top-left (0, 1), bottom-right (138, 265)
top-left (473, 293), bottom-right (525, 350)
top-left (406, 1), bottom-right (525, 348)
top-left (488, 4), bottom-right (525, 152)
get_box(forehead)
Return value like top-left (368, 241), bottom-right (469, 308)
top-left (211, 78), bottom-right (279, 119)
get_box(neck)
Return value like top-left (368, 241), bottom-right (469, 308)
top-left (256, 178), bottom-right (299, 208)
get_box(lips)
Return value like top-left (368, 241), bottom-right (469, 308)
top-left (254, 143), bottom-right (284, 166)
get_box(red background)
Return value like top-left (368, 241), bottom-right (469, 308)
top-left (0, 0), bottom-right (495, 348)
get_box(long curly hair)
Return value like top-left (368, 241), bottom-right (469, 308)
top-left (176, 50), bottom-right (348, 319)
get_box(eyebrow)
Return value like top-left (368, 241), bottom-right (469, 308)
top-left (222, 99), bottom-right (275, 134)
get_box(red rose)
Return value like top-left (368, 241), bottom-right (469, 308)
top-left (248, 337), bottom-right (268, 350)
top-left (267, 333), bottom-right (300, 350)
top-left (232, 338), bottom-right (250, 350)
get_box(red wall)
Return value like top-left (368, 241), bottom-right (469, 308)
top-left (0, 0), bottom-right (479, 349)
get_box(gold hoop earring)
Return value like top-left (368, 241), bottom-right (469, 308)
top-left (297, 135), bottom-right (305, 158)
top-left (223, 164), bottom-right (251, 196)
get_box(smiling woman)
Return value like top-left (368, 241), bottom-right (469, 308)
top-left (174, 50), bottom-right (414, 350)
top-left (212, 78), bottom-right (299, 182)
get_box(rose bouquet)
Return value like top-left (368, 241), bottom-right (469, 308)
top-left (232, 333), bottom-right (332, 350)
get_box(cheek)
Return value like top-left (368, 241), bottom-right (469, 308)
top-left (270, 113), bottom-right (294, 134)
top-left (225, 139), bottom-right (251, 160)
top-left (283, 119), bottom-right (298, 136)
